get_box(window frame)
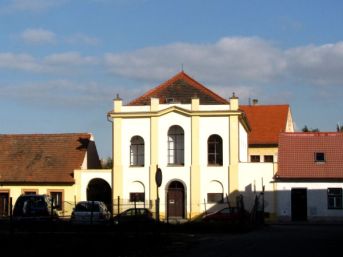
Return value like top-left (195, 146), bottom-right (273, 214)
top-left (167, 125), bottom-right (184, 166)
top-left (264, 155), bottom-right (274, 163)
top-left (130, 136), bottom-right (145, 167)
top-left (207, 193), bottom-right (224, 203)
top-left (250, 155), bottom-right (260, 162)
top-left (315, 152), bottom-right (325, 163)
top-left (47, 190), bottom-right (64, 211)
top-left (207, 134), bottom-right (223, 166)
top-left (129, 192), bottom-right (145, 202)
top-left (327, 188), bottom-right (342, 209)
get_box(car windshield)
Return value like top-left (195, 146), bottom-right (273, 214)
top-left (75, 202), bottom-right (100, 212)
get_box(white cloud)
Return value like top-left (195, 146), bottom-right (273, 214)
top-left (104, 37), bottom-right (343, 89)
top-left (0, 52), bottom-right (45, 72)
top-left (0, 79), bottom-right (114, 107)
top-left (104, 37), bottom-right (286, 87)
top-left (0, 52), bottom-right (97, 73)
top-left (21, 28), bottom-right (56, 44)
top-left (44, 52), bottom-right (98, 66)
top-left (286, 42), bottom-right (343, 85)
top-left (2, 0), bottom-right (67, 12)
top-left (65, 33), bottom-right (101, 46)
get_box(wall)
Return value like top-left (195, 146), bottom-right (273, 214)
top-left (276, 182), bottom-right (343, 222)
top-left (239, 162), bottom-right (276, 215)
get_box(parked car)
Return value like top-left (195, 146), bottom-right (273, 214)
top-left (113, 208), bottom-right (154, 225)
top-left (202, 207), bottom-right (249, 224)
top-left (70, 201), bottom-right (111, 225)
top-left (13, 194), bottom-right (58, 221)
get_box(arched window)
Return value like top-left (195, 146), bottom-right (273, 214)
top-left (208, 134), bottom-right (223, 165)
top-left (207, 181), bottom-right (224, 203)
top-left (168, 125), bottom-right (184, 165)
top-left (130, 136), bottom-right (144, 166)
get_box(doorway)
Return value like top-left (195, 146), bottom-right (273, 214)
top-left (291, 188), bottom-right (307, 221)
top-left (0, 192), bottom-right (9, 216)
top-left (167, 181), bottom-right (185, 218)
top-left (87, 178), bottom-right (112, 211)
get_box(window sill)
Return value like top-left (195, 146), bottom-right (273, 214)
top-left (129, 165), bottom-right (145, 168)
top-left (167, 164), bottom-right (184, 167)
top-left (207, 164), bottom-right (223, 167)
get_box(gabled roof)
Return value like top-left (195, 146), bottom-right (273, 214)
top-left (128, 71), bottom-right (229, 106)
top-left (276, 132), bottom-right (343, 179)
top-left (0, 133), bottom-right (99, 183)
top-left (240, 105), bottom-right (290, 146)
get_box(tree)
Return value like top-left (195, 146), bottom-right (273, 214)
top-left (101, 157), bottom-right (113, 169)
top-left (302, 125), bottom-right (319, 132)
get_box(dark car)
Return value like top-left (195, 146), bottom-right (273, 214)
top-left (13, 194), bottom-right (58, 221)
top-left (113, 208), bottom-right (154, 225)
top-left (202, 207), bottom-right (249, 224)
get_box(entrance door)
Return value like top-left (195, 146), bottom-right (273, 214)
top-left (167, 181), bottom-right (185, 218)
top-left (291, 188), bottom-right (307, 221)
top-left (0, 192), bottom-right (9, 217)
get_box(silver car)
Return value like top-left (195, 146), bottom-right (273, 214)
top-left (70, 201), bottom-right (111, 225)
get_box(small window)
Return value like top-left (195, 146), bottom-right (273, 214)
top-left (250, 155), bottom-right (260, 162)
top-left (328, 188), bottom-right (342, 209)
top-left (207, 193), bottom-right (223, 203)
top-left (315, 152), bottom-right (325, 162)
top-left (130, 192), bottom-right (145, 202)
top-left (49, 191), bottom-right (63, 211)
top-left (166, 98), bottom-right (174, 103)
top-left (264, 155), bottom-right (274, 163)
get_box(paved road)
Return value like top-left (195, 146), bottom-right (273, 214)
top-left (1, 223), bottom-right (342, 256)
top-left (167, 224), bottom-right (343, 257)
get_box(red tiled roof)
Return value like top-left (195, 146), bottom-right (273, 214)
top-left (277, 132), bottom-right (343, 179)
top-left (128, 71), bottom-right (229, 105)
top-left (0, 133), bottom-right (98, 183)
top-left (240, 105), bottom-right (290, 145)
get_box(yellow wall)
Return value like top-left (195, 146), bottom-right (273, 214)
top-left (0, 184), bottom-right (77, 216)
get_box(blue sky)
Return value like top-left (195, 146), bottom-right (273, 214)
top-left (1, 0), bottom-right (343, 159)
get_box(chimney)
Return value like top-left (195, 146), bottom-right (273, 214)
top-left (252, 99), bottom-right (258, 105)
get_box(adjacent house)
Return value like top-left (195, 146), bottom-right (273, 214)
top-left (0, 133), bottom-right (104, 216)
top-left (240, 104), bottom-right (294, 163)
top-left (275, 132), bottom-right (343, 222)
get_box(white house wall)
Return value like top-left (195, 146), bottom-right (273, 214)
top-left (276, 182), bottom-right (343, 221)
top-left (239, 123), bottom-right (248, 162)
top-left (121, 118), bottom-right (151, 202)
top-left (199, 116), bottom-right (230, 211)
top-left (239, 163), bottom-right (276, 214)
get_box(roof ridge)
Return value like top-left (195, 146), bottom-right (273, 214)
top-left (128, 71), bottom-right (228, 105)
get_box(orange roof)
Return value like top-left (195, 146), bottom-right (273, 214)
top-left (240, 105), bottom-right (290, 146)
top-left (128, 71), bottom-right (229, 105)
top-left (0, 133), bottom-right (101, 183)
top-left (277, 132), bottom-right (343, 179)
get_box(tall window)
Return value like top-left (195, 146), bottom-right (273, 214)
top-left (130, 136), bottom-right (145, 166)
top-left (48, 191), bottom-right (63, 211)
top-left (328, 188), bottom-right (342, 209)
top-left (168, 125), bottom-right (184, 165)
top-left (208, 135), bottom-right (223, 165)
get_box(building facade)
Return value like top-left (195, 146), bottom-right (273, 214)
top-left (275, 132), bottom-right (343, 222)
top-left (108, 72), bottom-right (252, 219)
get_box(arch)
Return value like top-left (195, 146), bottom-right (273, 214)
top-left (207, 180), bottom-right (224, 203)
top-left (208, 134), bottom-right (223, 165)
top-left (168, 125), bottom-right (184, 165)
top-left (87, 178), bottom-right (112, 210)
top-left (167, 180), bottom-right (185, 218)
top-left (130, 136), bottom-right (144, 166)
top-left (129, 181), bottom-right (145, 202)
